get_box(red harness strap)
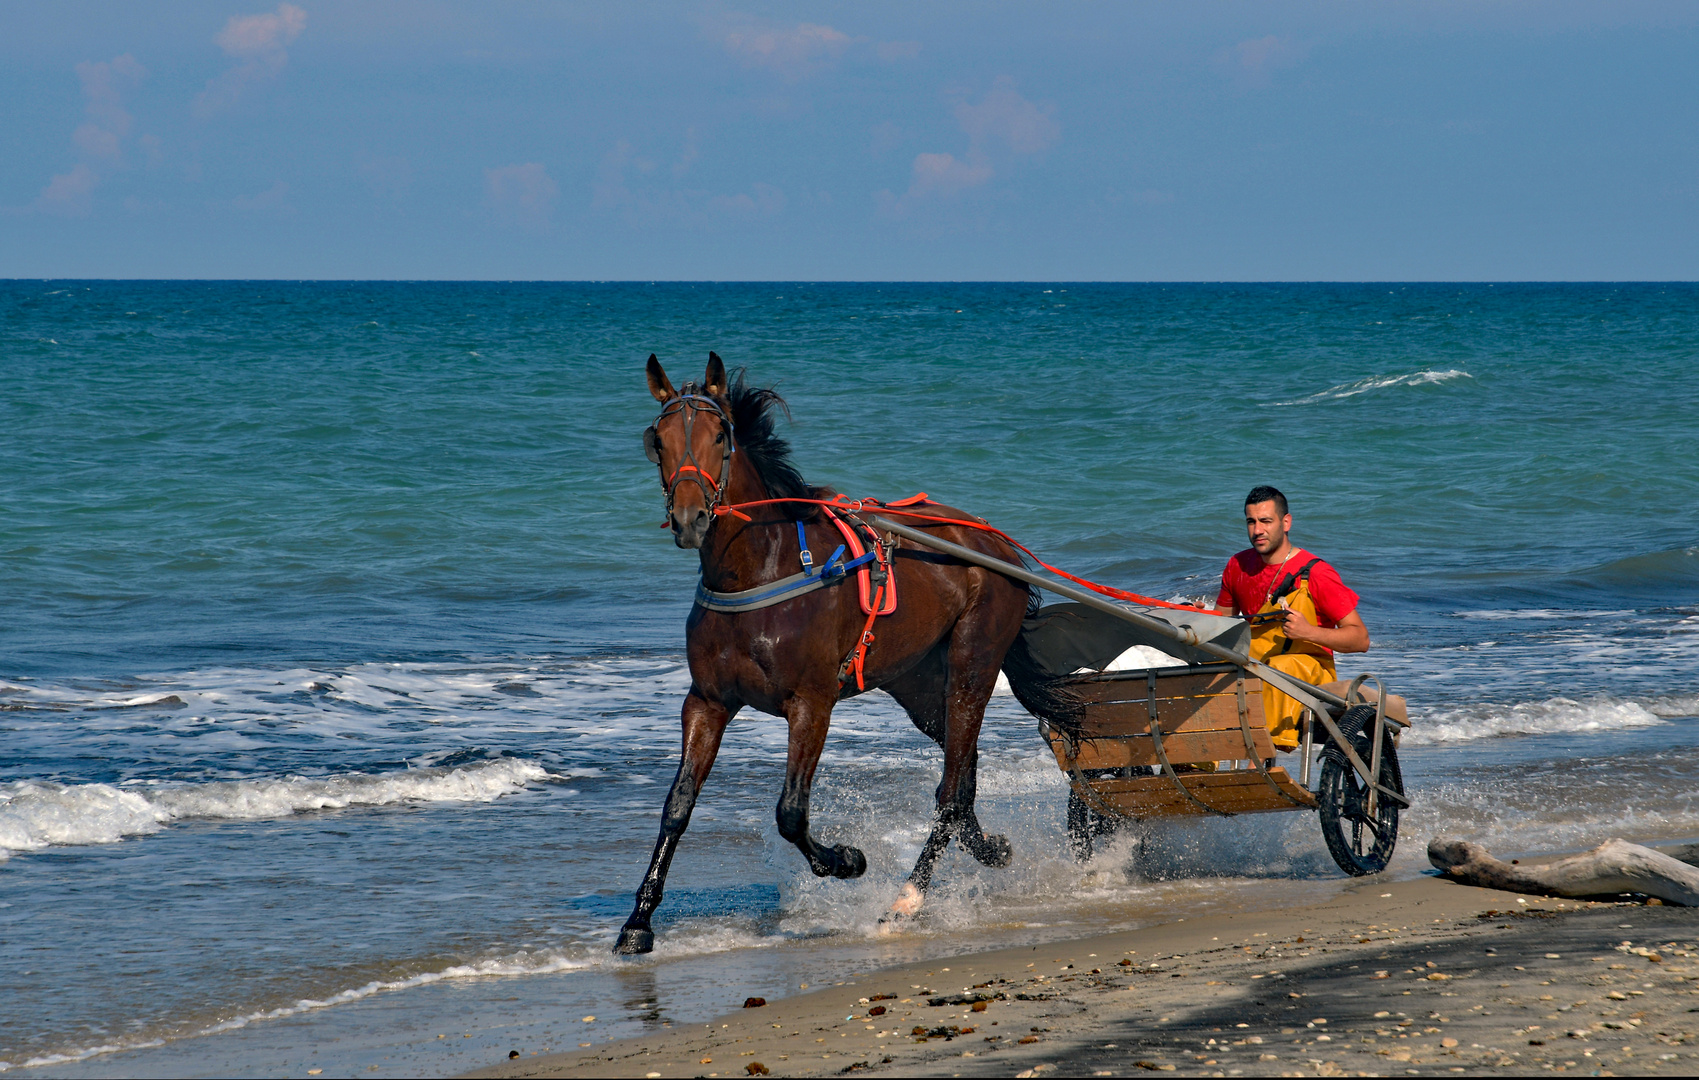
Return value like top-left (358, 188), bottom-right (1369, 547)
top-left (714, 492), bottom-right (1209, 614)
top-left (823, 507), bottom-right (896, 616)
top-left (667, 463), bottom-right (719, 493)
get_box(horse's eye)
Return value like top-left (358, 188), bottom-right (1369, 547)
top-left (715, 431), bottom-right (726, 443)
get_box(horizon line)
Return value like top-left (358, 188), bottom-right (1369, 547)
top-left (5, 278), bottom-right (1698, 286)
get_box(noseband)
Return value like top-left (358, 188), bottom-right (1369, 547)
top-left (644, 383), bottom-right (735, 518)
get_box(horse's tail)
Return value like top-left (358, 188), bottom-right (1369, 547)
top-left (999, 582), bottom-right (1089, 736)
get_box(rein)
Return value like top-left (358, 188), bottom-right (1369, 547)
top-left (712, 493), bottom-right (1208, 614)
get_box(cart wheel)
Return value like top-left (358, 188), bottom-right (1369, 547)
top-left (1317, 706), bottom-right (1403, 877)
top-left (1067, 788), bottom-right (1119, 862)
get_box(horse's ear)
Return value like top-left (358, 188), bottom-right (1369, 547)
top-left (646, 354), bottom-right (676, 403)
top-left (704, 351), bottom-right (727, 398)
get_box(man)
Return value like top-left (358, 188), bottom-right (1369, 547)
top-left (1213, 486), bottom-right (1369, 752)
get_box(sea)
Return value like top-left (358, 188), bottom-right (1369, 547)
top-left (2, 281), bottom-right (1697, 1077)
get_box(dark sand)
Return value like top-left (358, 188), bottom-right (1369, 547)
top-left (470, 874), bottom-right (1699, 1078)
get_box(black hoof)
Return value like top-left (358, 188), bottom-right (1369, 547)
top-left (969, 833), bottom-right (1013, 868)
top-left (832, 845), bottom-right (868, 879)
top-left (613, 925), bottom-right (654, 955)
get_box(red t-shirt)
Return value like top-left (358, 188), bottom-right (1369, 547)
top-left (1216, 548), bottom-right (1360, 628)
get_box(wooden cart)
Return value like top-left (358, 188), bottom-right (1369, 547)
top-left (1042, 662), bottom-right (1408, 875)
top-left (861, 515), bottom-right (1413, 879)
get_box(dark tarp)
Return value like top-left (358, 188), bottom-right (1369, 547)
top-left (1014, 602), bottom-right (1251, 678)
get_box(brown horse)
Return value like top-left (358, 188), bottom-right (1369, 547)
top-left (613, 353), bottom-right (1035, 955)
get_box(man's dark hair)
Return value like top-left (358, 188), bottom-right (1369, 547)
top-left (1245, 485), bottom-right (1288, 516)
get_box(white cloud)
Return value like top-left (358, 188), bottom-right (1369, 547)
top-left (217, 3), bottom-right (307, 57)
top-left (1216, 35), bottom-right (1309, 88)
top-left (196, 4), bottom-right (307, 117)
top-left (953, 77), bottom-right (1059, 155)
top-left (33, 164), bottom-right (99, 217)
top-left (593, 142), bottom-right (642, 210)
top-left (708, 182), bottom-right (785, 218)
top-left (909, 152), bottom-right (993, 196)
top-left (73, 123), bottom-right (122, 161)
top-left (593, 138), bottom-right (785, 228)
top-left (74, 54), bottom-right (145, 159)
top-left (25, 54), bottom-right (148, 217)
top-left (885, 78), bottom-right (1056, 212)
top-left (484, 163), bottom-right (558, 227)
top-left (720, 18), bottom-right (851, 79)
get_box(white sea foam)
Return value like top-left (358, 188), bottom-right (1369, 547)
top-left (1263, 368), bottom-right (1472, 406)
top-left (1403, 695), bottom-right (1675, 745)
top-left (0, 759), bottom-right (550, 860)
top-left (1453, 608), bottom-right (1634, 621)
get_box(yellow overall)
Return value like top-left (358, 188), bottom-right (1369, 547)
top-left (1249, 560), bottom-right (1336, 752)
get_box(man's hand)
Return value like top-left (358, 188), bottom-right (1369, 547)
top-left (1281, 608), bottom-right (1370, 654)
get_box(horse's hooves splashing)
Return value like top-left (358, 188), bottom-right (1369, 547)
top-left (613, 925), bottom-right (655, 955)
top-left (833, 844), bottom-right (868, 879)
top-left (968, 832), bottom-right (1013, 868)
top-left (878, 881), bottom-right (927, 929)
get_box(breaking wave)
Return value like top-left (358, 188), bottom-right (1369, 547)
top-left (1402, 694), bottom-right (1696, 745)
top-left (1263, 368), bottom-right (1472, 406)
top-left (0, 759), bottom-right (551, 860)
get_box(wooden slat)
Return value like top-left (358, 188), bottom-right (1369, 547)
top-left (1077, 691), bottom-right (1265, 739)
top-left (1079, 768), bottom-right (1316, 817)
top-left (1068, 668), bottom-right (1243, 705)
top-left (1052, 726), bottom-right (1278, 771)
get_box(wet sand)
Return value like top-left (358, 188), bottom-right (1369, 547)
top-left (469, 871), bottom-right (1699, 1078)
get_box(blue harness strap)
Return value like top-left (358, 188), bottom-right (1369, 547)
top-left (695, 521), bottom-right (876, 614)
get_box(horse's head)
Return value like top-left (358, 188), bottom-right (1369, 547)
top-left (644, 352), bottom-right (735, 549)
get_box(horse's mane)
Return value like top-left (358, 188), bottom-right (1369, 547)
top-left (727, 369), bottom-right (832, 520)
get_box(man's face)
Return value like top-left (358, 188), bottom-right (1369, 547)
top-left (1245, 500), bottom-right (1291, 557)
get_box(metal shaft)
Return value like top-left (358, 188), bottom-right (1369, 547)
top-left (868, 514), bottom-right (1345, 709)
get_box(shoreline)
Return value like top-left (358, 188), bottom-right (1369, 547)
top-left (471, 871), bottom-right (1699, 1078)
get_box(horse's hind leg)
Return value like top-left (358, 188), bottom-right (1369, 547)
top-left (776, 690), bottom-right (867, 879)
top-left (614, 690), bottom-right (730, 955)
top-left (883, 608), bottom-right (1014, 921)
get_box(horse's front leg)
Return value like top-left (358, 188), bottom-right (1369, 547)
top-left (614, 689), bottom-right (731, 955)
top-left (775, 691), bottom-right (867, 879)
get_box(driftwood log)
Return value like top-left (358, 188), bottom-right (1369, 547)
top-left (1428, 836), bottom-right (1699, 906)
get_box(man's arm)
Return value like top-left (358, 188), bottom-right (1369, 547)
top-left (1213, 602), bottom-right (1236, 617)
top-left (1281, 607), bottom-right (1370, 653)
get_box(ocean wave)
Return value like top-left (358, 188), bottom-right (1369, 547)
top-left (0, 759), bottom-right (550, 860)
top-left (1572, 546), bottom-right (1699, 593)
top-left (1403, 694), bottom-right (1680, 745)
top-left (1452, 608), bottom-right (1635, 621)
top-left (1262, 368), bottom-right (1472, 407)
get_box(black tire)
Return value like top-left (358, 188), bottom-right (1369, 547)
top-left (1317, 706), bottom-right (1403, 876)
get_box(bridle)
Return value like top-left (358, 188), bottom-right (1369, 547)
top-left (644, 382), bottom-right (736, 518)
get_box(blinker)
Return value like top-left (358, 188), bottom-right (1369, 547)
top-left (642, 425), bottom-right (661, 463)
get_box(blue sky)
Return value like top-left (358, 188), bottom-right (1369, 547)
top-left (3, 2), bottom-right (1697, 280)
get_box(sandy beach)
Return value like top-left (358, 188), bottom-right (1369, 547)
top-left (471, 863), bottom-right (1699, 1079)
